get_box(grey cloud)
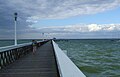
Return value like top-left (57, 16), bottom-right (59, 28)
top-left (3, 0), bottom-right (119, 20)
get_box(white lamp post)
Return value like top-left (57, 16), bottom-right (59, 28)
top-left (14, 13), bottom-right (17, 45)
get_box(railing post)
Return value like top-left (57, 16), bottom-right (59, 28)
top-left (1, 52), bottom-right (6, 68)
top-left (0, 53), bottom-right (2, 69)
top-left (4, 52), bottom-right (9, 65)
top-left (10, 50), bottom-right (14, 63)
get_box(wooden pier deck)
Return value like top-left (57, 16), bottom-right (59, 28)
top-left (0, 41), bottom-right (59, 77)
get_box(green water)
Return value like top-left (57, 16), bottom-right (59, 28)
top-left (56, 39), bottom-right (120, 77)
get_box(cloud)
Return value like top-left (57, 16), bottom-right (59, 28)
top-left (31, 24), bottom-right (120, 39)
top-left (31, 24), bottom-right (120, 33)
top-left (88, 24), bottom-right (102, 32)
top-left (1, 24), bottom-right (119, 39)
top-left (0, 0), bottom-right (120, 39)
top-left (26, 0), bottom-right (120, 21)
top-left (1, 0), bottom-right (120, 21)
top-left (1, 0), bottom-right (120, 28)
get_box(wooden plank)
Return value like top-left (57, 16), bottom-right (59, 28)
top-left (0, 41), bottom-right (59, 77)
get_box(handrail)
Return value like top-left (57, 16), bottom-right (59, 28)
top-left (0, 41), bottom-right (44, 52)
top-left (52, 40), bottom-right (86, 77)
top-left (0, 43), bottom-right (31, 52)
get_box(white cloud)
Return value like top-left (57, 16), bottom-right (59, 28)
top-left (107, 25), bottom-right (115, 31)
top-left (31, 24), bottom-right (120, 33)
top-left (88, 24), bottom-right (102, 32)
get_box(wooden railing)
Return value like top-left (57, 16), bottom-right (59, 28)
top-left (0, 40), bottom-right (48, 69)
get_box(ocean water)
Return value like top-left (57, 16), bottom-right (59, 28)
top-left (56, 39), bottom-right (120, 77)
top-left (0, 39), bottom-right (120, 77)
top-left (0, 39), bottom-right (41, 48)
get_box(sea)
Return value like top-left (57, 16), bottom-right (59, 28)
top-left (0, 39), bottom-right (120, 77)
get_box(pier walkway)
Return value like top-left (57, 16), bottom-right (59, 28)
top-left (0, 41), bottom-right (59, 77)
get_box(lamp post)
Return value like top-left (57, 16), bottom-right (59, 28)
top-left (14, 13), bottom-right (17, 45)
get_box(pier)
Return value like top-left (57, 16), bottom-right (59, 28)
top-left (0, 40), bottom-right (86, 77)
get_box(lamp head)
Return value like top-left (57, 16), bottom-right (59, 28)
top-left (14, 13), bottom-right (17, 17)
top-left (14, 12), bottom-right (18, 21)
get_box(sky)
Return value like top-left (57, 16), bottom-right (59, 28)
top-left (0, 0), bottom-right (120, 39)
